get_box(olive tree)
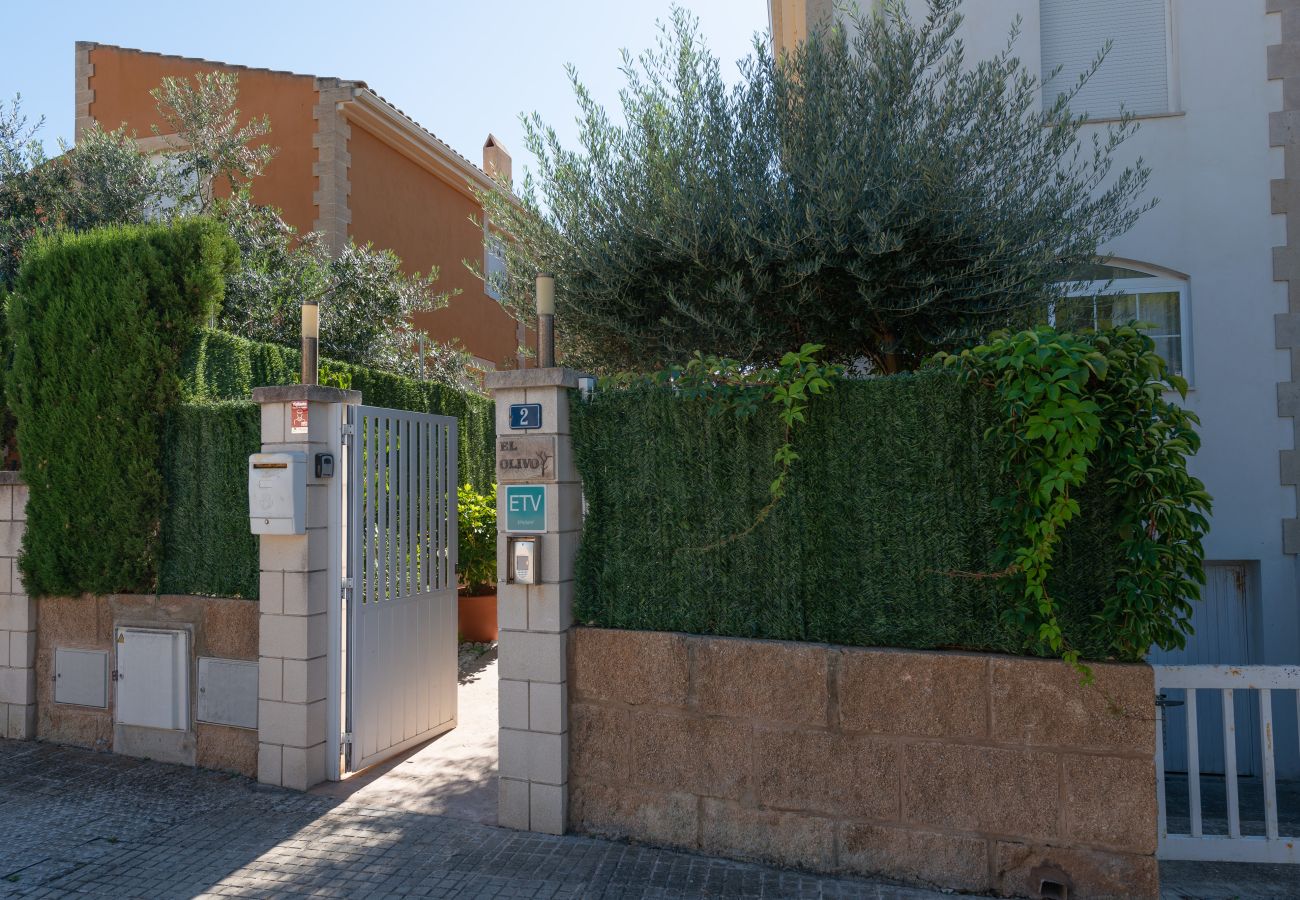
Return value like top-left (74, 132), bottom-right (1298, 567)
top-left (1, 97), bottom-right (178, 288)
top-left (1, 76), bottom-right (471, 383)
top-left (479, 0), bottom-right (1153, 373)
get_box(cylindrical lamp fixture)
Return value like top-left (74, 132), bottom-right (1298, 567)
top-left (536, 273), bottom-right (555, 368)
top-left (301, 299), bottom-right (319, 386)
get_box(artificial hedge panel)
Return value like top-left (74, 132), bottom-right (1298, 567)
top-left (160, 401), bottom-right (261, 598)
top-left (571, 369), bottom-right (1124, 659)
top-left (7, 221), bottom-right (235, 596)
top-left (181, 329), bottom-right (496, 491)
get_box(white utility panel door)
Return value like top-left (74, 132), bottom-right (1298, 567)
top-left (54, 648), bottom-right (108, 708)
top-left (115, 628), bottom-right (189, 730)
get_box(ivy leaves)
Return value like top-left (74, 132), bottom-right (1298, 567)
top-left (941, 324), bottom-right (1211, 676)
top-left (596, 326), bottom-right (1207, 672)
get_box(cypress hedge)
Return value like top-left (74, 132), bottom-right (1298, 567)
top-left (160, 402), bottom-right (261, 598)
top-left (151, 328), bottom-right (497, 599)
top-left (0, 295), bottom-right (15, 469)
top-left (7, 221), bottom-right (236, 596)
top-left (571, 369), bottom-right (1124, 659)
top-left (4, 222), bottom-right (491, 601)
top-left (181, 328), bottom-right (495, 490)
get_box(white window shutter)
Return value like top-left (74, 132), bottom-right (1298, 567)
top-left (1040, 0), bottom-right (1170, 118)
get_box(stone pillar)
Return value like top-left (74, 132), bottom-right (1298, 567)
top-left (253, 385), bottom-right (358, 790)
top-left (0, 472), bottom-right (34, 739)
top-left (312, 79), bottom-right (355, 256)
top-left (484, 368), bottom-right (585, 835)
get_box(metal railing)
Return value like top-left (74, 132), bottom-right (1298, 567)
top-left (1153, 664), bottom-right (1300, 863)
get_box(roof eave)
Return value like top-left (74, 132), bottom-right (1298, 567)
top-left (341, 88), bottom-right (498, 202)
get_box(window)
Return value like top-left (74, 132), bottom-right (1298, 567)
top-left (1052, 263), bottom-right (1190, 378)
top-left (144, 152), bottom-right (200, 221)
top-left (484, 227), bottom-right (507, 302)
top-left (1040, 0), bottom-right (1173, 118)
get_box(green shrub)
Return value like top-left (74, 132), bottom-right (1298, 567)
top-left (940, 325), bottom-right (1209, 667)
top-left (181, 328), bottom-right (495, 491)
top-left (7, 220), bottom-right (235, 596)
top-left (572, 368), bottom-right (1129, 660)
top-left (457, 484), bottom-right (497, 595)
top-left (160, 401), bottom-right (260, 598)
top-left (0, 293), bottom-right (15, 469)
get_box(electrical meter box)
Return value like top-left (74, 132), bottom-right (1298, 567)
top-left (248, 451), bottom-right (307, 535)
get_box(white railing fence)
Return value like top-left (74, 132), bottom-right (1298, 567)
top-left (1153, 664), bottom-right (1300, 864)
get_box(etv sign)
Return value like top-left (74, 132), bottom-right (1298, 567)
top-left (504, 485), bottom-right (545, 533)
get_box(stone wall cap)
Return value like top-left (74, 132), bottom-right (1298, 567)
top-left (251, 385), bottom-right (362, 405)
top-left (569, 625), bottom-right (1154, 671)
top-left (484, 368), bottom-right (590, 391)
top-left (0, 471), bottom-right (23, 485)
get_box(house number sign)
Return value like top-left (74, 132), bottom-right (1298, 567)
top-left (509, 403), bottom-right (542, 430)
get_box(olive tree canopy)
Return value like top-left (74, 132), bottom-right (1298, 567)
top-left (479, 0), bottom-right (1153, 373)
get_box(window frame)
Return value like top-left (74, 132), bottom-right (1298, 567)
top-left (1051, 266), bottom-right (1194, 386)
top-left (483, 220), bottom-right (507, 303)
top-left (1039, 0), bottom-right (1181, 120)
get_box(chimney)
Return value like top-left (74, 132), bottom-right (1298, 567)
top-left (483, 134), bottom-right (512, 183)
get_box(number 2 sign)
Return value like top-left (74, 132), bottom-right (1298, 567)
top-left (509, 403), bottom-right (542, 430)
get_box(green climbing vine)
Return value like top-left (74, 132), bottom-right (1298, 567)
top-left (602, 343), bottom-right (842, 545)
top-left (939, 324), bottom-right (1211, 677)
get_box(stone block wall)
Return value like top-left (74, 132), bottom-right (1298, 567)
top-left (0, 473), bottom-right (33, 739)
top-left (568, 628), bottom-right (1157, 899)
top-left (0, 472), bottom-right (260, 775)
top-left (35, 593), bottom-right (260, 776)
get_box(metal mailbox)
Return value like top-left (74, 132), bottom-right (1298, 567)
top-left (248, 451), bottom-right (306, 535)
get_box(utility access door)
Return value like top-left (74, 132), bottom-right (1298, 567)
top-left (1150, 562), bottom-right (1261, 777)
top-left (344, 406), bottom-right (458, 774)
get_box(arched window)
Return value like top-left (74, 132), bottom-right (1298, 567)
top-left (1051, 260), bottom-right (1191, 378)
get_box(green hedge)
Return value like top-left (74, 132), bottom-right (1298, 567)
top-left (571, 369), bottom-right (1124, 659)
top-left (160, 401), bottom-right (261, 598)
top-left (7, 221), bottom-right (235, 596)
top-left (0, 294), bottom-right (16, 469)
top-left (181, 328), bottom-right (495, 490)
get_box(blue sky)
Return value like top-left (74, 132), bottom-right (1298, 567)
top-left (3, 0), bottom-right (770, 178)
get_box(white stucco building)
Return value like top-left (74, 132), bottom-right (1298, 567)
top-left (770, 0), bottom-right (1300, 774)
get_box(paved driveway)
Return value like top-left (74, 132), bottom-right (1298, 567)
top-left (0, 740), bottom-right (947, 899)
top-left (4, 738), bottom-right (1297, 899)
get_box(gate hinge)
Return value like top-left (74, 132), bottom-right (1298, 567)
top-left (341, 577), bottom-right (354, 600)
top-left (341, 422), bottom-right (355, 445)
top-left (340, 732), bottom-right (352, 746)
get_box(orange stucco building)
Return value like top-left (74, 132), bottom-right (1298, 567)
top-left (75, 42), bottom-right (529, 371)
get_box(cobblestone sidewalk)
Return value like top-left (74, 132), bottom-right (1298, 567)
top-left (0, 740), bottom-right (949, 899)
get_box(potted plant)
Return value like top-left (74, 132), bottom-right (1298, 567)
top-left (457, 483), bottom-right (498, 642)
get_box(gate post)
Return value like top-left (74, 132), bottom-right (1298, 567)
top-left (484, 368), bottom-right (585, 835)
top-left (252, 385), bottom-right (359, 790)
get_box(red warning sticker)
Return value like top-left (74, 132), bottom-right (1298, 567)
top-left (290, 400), bottom-right (308, 435)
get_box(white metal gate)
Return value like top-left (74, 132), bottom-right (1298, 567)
top-left (342, 405), bottom-right (458, 774)
top-left (1154, 664), bottom-right (1300, 864)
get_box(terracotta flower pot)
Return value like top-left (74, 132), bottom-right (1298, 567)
top-left (458, 591), bottom-right (498, 643)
